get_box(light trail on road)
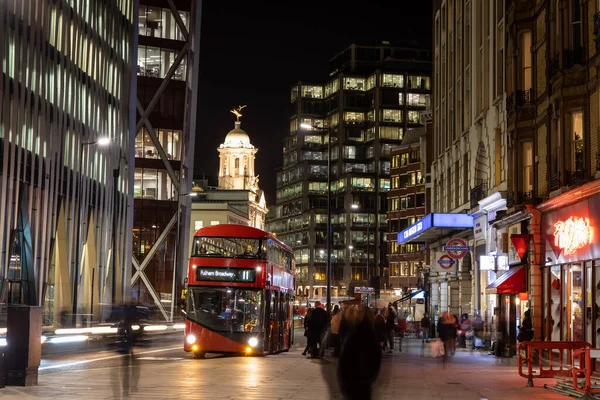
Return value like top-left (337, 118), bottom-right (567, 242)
top-left (39, 346), bottom-right (181, 371)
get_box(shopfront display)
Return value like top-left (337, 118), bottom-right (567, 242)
top-left (541, 194), bottom-right (600, 345)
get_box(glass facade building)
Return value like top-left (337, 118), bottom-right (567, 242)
top-left (267, 43), bottom-right (432, 303)
top-left (0, 0), bottom-right (136, 325)
top-left (132, 0), bottom-right (200, 320)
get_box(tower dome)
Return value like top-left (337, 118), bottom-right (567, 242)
top-left (224, 121), bottom-right (251, 146)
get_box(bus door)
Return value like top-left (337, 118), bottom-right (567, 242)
top-left (266, 289), bottom-right (279, 353)
top-left (278, 293), bottom-right (286, 350)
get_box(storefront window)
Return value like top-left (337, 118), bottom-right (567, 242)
top-left (571, 263), bottom-right (583, 342)
top-left (550, 265), bottom-right (561, 341)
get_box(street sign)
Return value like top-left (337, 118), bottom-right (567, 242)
top-left (444, 237), bottom-right (471, 259)
top-left (354, 286), bottom-right (375, 294)
top-left (436, 255), bottom-right (455, 270)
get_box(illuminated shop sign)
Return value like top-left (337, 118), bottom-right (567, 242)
top-left (196, 267), bottom-right (256, 282)
top-left (553, 216), bottom-right (593, 256)
top-left (398, 213), bottom-right (473, 244)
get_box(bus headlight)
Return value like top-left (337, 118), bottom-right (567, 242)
top-left (186, 334), bottom-right (197, 345)
top-left (248, 337), bottom-right (258, 347)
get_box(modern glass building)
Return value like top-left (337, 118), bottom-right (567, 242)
top-left (132, 0), bottom-right (200, 320)
top-left (267, 42), bottom-right (432, 304)
top-left (0, 0), bottom-right (136, 325)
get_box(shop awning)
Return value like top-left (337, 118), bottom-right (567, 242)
top-left (391, 290), bottom-right (424, 305)
top-left (397, 213), bottom-right (473, 244)
top-left (485, 265), bottom-right (526, 294)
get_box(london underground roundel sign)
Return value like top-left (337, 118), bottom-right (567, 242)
top-left (443, 237), bottom-right (471, 259)
top-left (437, 255), bottom-right (455, 270)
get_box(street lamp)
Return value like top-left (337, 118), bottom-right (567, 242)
top-left (171, 191), bottom-right (198, 321)
top-left (300, 123), bottom-right (332, 313)
top-left (111, 152), bottom-right (129, 307)
top-left (74, 136), bottom-right (110, 327)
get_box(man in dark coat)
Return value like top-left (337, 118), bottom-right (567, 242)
top-left (308, 301), bottom-right (328, 358)
top-left (337, 306), bottom-right (381, 400)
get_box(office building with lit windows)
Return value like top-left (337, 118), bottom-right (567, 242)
top-left (267, 42), bottom-right (432, 304)
top-left (387, 127), bottom-right (429, 294)
top-left (133, 1), bottom-right (200, 320)
top-left (0, 0), bottom-right (135, 325)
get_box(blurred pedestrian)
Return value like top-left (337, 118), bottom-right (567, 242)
top-left (302, 307), bottom-right (313, 356)
top-left (330, 305), bottom-right (342, 357)
top-left (385, 303), bottom-right (397, 353)
top-left (459, 313), bottom-right (471, 348)
top-left (421, 313), bottom-right (431, 343)
top-left (308, 301), bottom-right (327, 359)
top-left (337, 306), bottom-right (381, 400)
top-left (374, 310), bottom-right (388, 352)
top-left (518, 310), bottom-right (533, 342)
top-left (437, 311), bottom-right (455, 366)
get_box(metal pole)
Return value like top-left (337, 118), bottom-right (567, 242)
top-left (366, 218), bottom-right (369, 307)
top-left (90, 267), bottom-right (95, 321)
top-left (112, 168), bottom-right (119, 304)
top-left (326, 128), bottom-right (332, 314)
top-left (73, 145), bottom-right (84, 327)
top-left (171, 194), bottom-right (182, 322)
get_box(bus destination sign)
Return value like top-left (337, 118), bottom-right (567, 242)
top-left (196, 267), bottom-right (256, 283)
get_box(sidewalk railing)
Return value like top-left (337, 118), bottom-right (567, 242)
top-left (571, 347), bottom-right (600, 395)
top-left (517, 341), bottom-right (591, 387)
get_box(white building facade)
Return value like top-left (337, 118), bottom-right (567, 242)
top-left (428, 0), bottom-right (507, 324)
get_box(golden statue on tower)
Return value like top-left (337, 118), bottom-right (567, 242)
top-left (230, 105), bottom-right (247, 122)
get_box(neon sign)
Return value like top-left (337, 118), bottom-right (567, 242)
top-left (553, 216), bottom-right (593, 256)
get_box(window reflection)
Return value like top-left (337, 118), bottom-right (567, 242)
top-left (134, 168), bottom-right (178, 200)
top-left (135, 128), bottom-right (181, 160)
top-left (139, 6), bottom-right (189, 40)
top-left (137, 45), bottom-right (186, 80)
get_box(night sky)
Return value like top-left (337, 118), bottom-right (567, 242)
top-left (194, 0), bottom-right (433, 205)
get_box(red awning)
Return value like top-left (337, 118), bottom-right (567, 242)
top-left (485, 265), bottom-right (526, 294)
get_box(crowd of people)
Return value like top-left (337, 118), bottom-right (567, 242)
top-left (300, 302), bottom-right (534, 398)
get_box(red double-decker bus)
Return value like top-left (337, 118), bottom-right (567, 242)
top-left (183, 224), bottom-right (295, 358)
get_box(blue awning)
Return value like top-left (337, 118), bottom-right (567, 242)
top-left (397, 213), bottom-right (473, 245)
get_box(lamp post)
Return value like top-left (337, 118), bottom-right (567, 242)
top-left (351, 203), bottom-right (370, 306)
top-left (74, 136), bottom-right (110, 327)
top-left (171, 191), bottom-right (198, 321)
top-left (111, 152), bottom-right (129, 306)
top-left (300, 123), bottom-right (332, 313)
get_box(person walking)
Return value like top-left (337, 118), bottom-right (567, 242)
top-left (337, 306), bottom-right (381, 400)
top-left (308, 301), bottom-right (328, 358)
top-left (385, 303), bottom-right (397, 353)
top-left (302, 307), bottom-right (313, 356)
top-left (420, 313), bottom-right (431, 343)
top-left (330, 305), bottom-right (342, 357)
top-left (437, 311), bottom-right (455, 367)
top-left (374, 310), bottom-right (388, 353)
top-left (518, 310), bottom-right (534, 342)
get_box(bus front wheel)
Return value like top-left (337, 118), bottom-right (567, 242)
top-left (192, 351), bottom-right (205, 359)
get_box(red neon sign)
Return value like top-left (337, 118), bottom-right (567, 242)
top-left (553, 216), bottom-right (593, 256)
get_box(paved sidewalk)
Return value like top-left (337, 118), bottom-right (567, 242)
top-left (0, 338), bottom-right (570, 399)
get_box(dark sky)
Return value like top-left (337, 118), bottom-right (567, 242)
top-left (194, 0), bottom-right (433, 205)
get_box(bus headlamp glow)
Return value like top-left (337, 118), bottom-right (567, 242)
top-left (248, 337), bottom-right (258, 347)
top-left (186, 334), bottom-right (197, 345)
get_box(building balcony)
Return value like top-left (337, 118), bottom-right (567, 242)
top-left (563, 47), bottom-right (583, 69)
top-left (549, 173), bottom-right (561, 192)
top-left (470, 182), bottom-right (487, 209)
top-left (595, 12), bottom-right (600, 51)
top-left (547, 54), bottom-right (559, 81)
top-left (516, 89), bottom-right (533, 107)
top-left (566, 169), bottom-right (586, 186)
top-left (506, 191), bottom-right (536, 208)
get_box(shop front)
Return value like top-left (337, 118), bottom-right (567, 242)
top-left (541, 192), bottom-right (600, 346)
top-left (485, 264), bottom-right (527, 356)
